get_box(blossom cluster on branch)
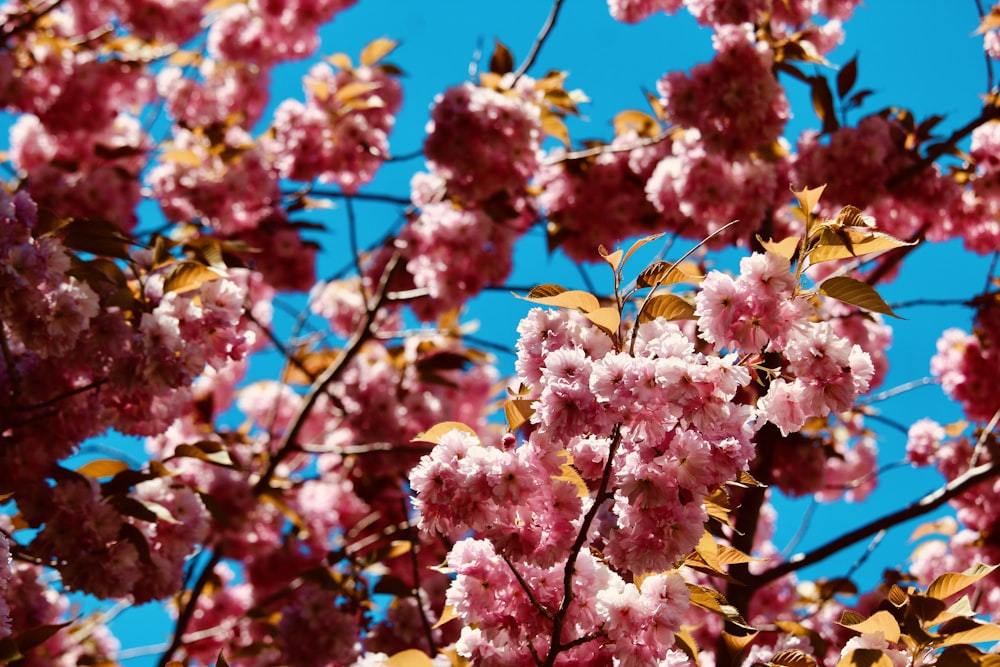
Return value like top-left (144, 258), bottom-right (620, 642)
top-left (1, 0), bottom-right (1000, 665)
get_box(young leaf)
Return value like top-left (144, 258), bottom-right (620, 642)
top-left (490, 39), bottom-right (514, 75)
top-left (412, 422), bottom-right (479, 445)
top-left (758, 236), bottom-right (801, 261)
top-left (818, 276), bottom-right (902, 319)
top-left (360, 37), bottom-right (398, 66)
top-left (553, 459), bottom-right (590, 498)
top-left (334, 81), bottom-right (383, 104)
top-left (622, 232), bottom-right (666, 267)
top-left (504, 398), bottom-right (534, 432)
top-left (837, 55), bottom-right (859, 98)
top-left (598, 245), bottom-right (624, 273)
top-left (432, 605), bottom-right (459, 630)
top-left (836, 649), bottom-right (895, 667)
top-left (927, 563), bottom-right (1000, 600)
top-left (515, 289), bottom-right (600, 313)
top-left (638, 294), bottom-right (696, 323)
top-left (325, 52), bottom-right (354, 70)
top-left (837, 610), bottom-right (901, 643)
top-left (687, 584), bottom-right (755, 631)
top-left (771, 649), bottom-right (818, 667)
top-left (542, 113), bottom-right (571, 146)
top-left (386, 649), bottom-right (436, 667)
top-left (937, 619), bottom-right (1000, 647)
top-left (809, 228), bottom-right (916, 264)
top-left (76, 459), bottom-right (130, 479)
top-left (792, 185), bottom-right (827, 218)
top-left (159, 148), bottom-right (203, 167)
top-left (810, 76), bottom-right (839, 134)
top-left (613, 109), bottom-right (660, 138)
top-left (163, 261), bottom-right (226, 294)
top-left (525, 283), bottom-right (568, 299)
top-left (636, 260), bottom-right (704, 288)
top-left (584, 306), bottom-right (621, 335)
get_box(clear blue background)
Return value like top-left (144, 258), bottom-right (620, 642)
top-left (3, 0), bottom-right (994, 662)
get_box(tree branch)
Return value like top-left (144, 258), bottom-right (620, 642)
top-left (157, 547), bottom-right (223, 667)
top-left (253, 252), bottom-right (402, 494)
top-left (746, 460), bottom-right (1000, 589)
top-left (512, 0), bottom-right (565, 83)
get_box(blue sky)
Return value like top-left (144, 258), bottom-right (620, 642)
top-left (4, 0), bottom-right (996, 662)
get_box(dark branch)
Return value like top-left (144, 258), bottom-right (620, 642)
top-left (747, 460), bottom-right (1000, 588)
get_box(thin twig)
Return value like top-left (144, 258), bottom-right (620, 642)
top-left (402, 499), bottom-right (437, 656)
top-left (254, 252), bottom-right (402, 493)
top-left (346, 196), bottom-right (370, 305)
top-left (781, 498), bottom-right (817, 559)
top-left (511, 0), bottom-right (566, 83)
top-left (541, 134), bottom-right (668, 166)
top-left (976, 0), bottom-right (995, 94)
top-left (157, 547), bottom-right (223, 667)
top-left (543, 423), bottom-right (622, 667)
top-left (748, 459), bottom-right (1000, 588)
top-left (969, 407), bottom-right (1000, 467)
top-left (290, 188), bottom-right (413, 206)
top-left (859, 377), bottom-right (936, 406)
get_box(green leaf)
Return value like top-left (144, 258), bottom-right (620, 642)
top-left (818, 276), bottom-right (902, 319)
top-left (639, 294), bottom-right (696, 323)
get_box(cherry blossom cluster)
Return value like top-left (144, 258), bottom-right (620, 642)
top-left (407, 243), bottom-right (881, 662)
top-left (397, 80), bottom-right (543, 318)
top-left (537, 130), bottom-right (672, 262)
top-left (930, 299), bottom-right (1000, 423)
top-left (207, 0), bottom-right (357, 65)
top-left (0, 547), bottom-right (120, 664)
top-left (137, 323), bottom-right (497, 664)
top-left (903, 426), bottom-right (1000, 621)
top-left (266, 59), bottom-right (402, 191)
top-left (607, 0), bottom-right (861, 55)
top-left (0, 189), bottom-right (259, 599)
top-left (658, 26), bottom-right (790, 158)
top-left (696, 252), bottom-right (875, 436)
top-left (156, 59), bottom-right (272, 130)
top-left (149, 127), bottom-right (283, 235)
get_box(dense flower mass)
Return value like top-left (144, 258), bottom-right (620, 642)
top-left (2, 0), bottom-right (1000, 664)
top-left (657, 26), bottom-right (790, 158)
